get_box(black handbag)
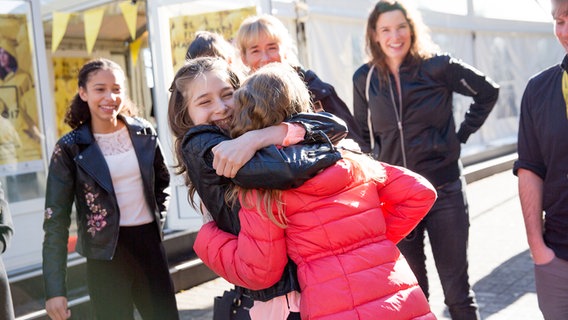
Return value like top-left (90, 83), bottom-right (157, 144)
top-left (213, 285), bottom-right (254, 320)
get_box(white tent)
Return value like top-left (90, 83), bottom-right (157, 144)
top-left (37, 0), bottom-right (563, 162)
top-left (297, 0), bottom-right (562, 162)
top-left (1, 0), bottom-right (563, 272)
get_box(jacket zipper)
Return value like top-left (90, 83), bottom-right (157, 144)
top-left (387, 75), bottom-right (407, 167)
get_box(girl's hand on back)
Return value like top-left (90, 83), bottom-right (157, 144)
top-left (212, 133), bottom-right (258, 178)
top-left (212, 124), bottom-right (289, 178)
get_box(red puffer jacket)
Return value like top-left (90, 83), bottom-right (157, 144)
top-left (195, 159), bottom-right (437, 320)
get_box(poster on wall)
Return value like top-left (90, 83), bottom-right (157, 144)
top-left (0, 13), bottom-right (43, 175)
top-left (169, 6), bottom-right (256, 72)
top-left (52, 57), bottom-right (91, 137)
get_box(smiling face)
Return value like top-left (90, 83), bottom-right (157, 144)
top-left (185, 70), bottom-right (235, 131)
top-left (374, 9), bottom-right (412, 70)
top-left (79, 68), bottom-right (125, 132)
top-left (241, 32), bottom-right (285, 72)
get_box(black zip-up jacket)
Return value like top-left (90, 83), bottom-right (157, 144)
top-left (353, 54), bottom-right (499, 187)
top-left (183, 112), bottom-right (346, 301)
top-left (43, 116), bottom-right (170, 299)
top-left (297, 67), bottom-right (369, 152)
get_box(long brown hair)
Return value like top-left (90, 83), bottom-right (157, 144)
top-left (365, 0), bottom-right (439, 82)
top-left (167, 57), bottom-right (241, 207)
top-left (64, 58), bottom-right (137, 129)
top-left (227, 63), bottom-right (312, 228)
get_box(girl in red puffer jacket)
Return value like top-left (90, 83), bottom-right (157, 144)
top-left (194, 62), bottom-right (438, 320)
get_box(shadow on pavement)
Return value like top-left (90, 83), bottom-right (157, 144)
top-left (472, 249), bottom-right (535, 318)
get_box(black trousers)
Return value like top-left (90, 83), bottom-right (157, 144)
top-left (86, 223), bottom-right (179, 320)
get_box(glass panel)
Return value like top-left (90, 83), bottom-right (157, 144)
top-left (0, 1), bottom-right (46, 203)
top-left (147, 0), bottom-right (261, 231)
top-left (167, 2), bottom-right (257, 72)
top-left (52, 57), bottom-right (92, 137)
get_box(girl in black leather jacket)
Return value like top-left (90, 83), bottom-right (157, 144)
top-left (168, 57), bottom-right (346, 320)
top-left (43, 58), bottom-right (178, 320)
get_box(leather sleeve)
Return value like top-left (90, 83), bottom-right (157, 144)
top-left (153, 136), bottom-right (171, 227)
top-left (43, 141), bottom-right (75, 299)
top-left (352, 64), bottom-right (373, 149)
top-left (182, 125), bottom-right (342, 234)
top-left (443, 55), bottom-right (500, 143)
top-left (288, 112), bottom-right (347, 145)
top-left (182, 126), bottom-right (240, 234)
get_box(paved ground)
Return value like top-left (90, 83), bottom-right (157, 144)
top-left (175, 170), bottom-right (544, 320)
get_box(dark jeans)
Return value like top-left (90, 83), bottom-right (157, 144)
top-left (397, 178), bottom-right (480, 320)
top-left (87, 223), bottom-right (179, 320)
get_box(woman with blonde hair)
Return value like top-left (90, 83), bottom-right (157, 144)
top-left (235, 14), bottom-right (368, 151)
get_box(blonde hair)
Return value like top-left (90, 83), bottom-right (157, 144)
top-left (228, 62), bottom-right (312, 227)
top-left (235, 14), bottom-right (299, 68)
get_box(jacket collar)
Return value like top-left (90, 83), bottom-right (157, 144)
top-left (561, 54), bottom-right (568, 73)
top-left (73, 115), bottom-right (151, 145)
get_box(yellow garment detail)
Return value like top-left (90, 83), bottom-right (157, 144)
top-left (562, 71), bottom-right (568, 118)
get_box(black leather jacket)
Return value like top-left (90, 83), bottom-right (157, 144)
top-left (183, 112), bottom-right (345, 301)
top-left (42, 116), bottom-right (170, 299)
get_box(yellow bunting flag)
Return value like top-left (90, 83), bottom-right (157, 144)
top-left (119, 1), bottom-right (139, 40)
top-left (130, 36), bottom-right (142, 66)
top-left (52, 12), bottom-right (71, 53)
top-left (83, 7), bottom-right (105, 54)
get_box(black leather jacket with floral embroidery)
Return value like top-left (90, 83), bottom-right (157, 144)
top-left (42, 115), bottom-right (170, 299)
